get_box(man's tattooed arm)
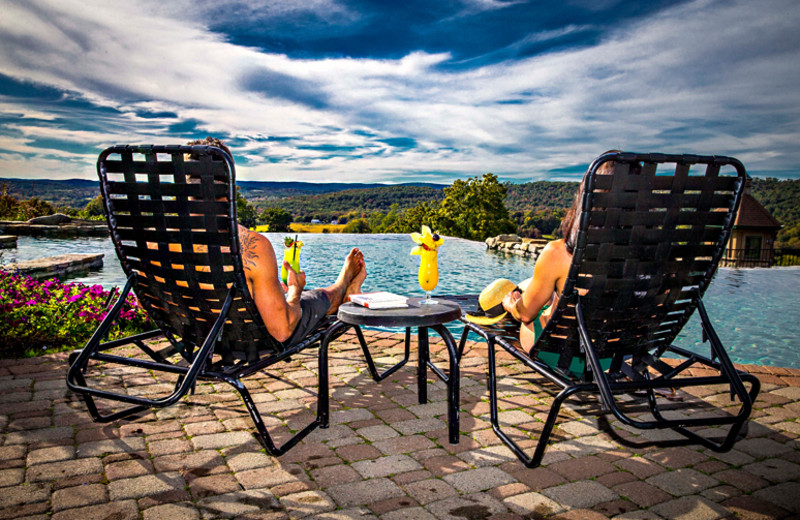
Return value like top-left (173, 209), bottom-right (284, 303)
top-left (238, 227), bottom-right (259, 270)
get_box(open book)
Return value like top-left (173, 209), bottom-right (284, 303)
top-left (348, 291), bottom-right (409, 309)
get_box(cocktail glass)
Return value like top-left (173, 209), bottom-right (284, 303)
top-left (410, 225), bottom-right (444, 305)
top-left (280, 235), bottom-right (303, 284)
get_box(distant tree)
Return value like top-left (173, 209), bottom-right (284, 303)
top-left (779, 222), bottom-right (800, 249)
top-left (393, 200), bottom-right (440, 233)
top-left (342, 218), bottom-right (371, 233)
top-left (436, 173), bottom-right (516, 241)
top-left (750, 177), bottom-right (800, 248)
top-left (0, 185), bottom-right (58, 221)
top-left (259, 207), bottom-right (293, 232)
top-left (236, 188), bottom-right (257, 229)
top-left (367, 211), bottom-right (386, 232)
top-left (81, 195), bottom-right (105, 219)
top-left (58, 205), bottom-right (81, 217)
top-left (0, 184), bottom-right (19, 219)
top-left (377, 204), bottom-right (401, 232)
top-left (517, 208), bottom-right (565, 238)
top-left (16, 197), bottom-right (55, 221)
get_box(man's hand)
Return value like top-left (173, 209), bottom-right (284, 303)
top-left (284, 261), bottom-right (306, 294)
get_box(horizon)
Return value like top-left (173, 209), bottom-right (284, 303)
top-left (1, 0), bottom-right (799, 184)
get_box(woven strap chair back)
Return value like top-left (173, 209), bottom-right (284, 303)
top-left (535, 153), bottom-right (747, 364)
top-left (97, 145), bottom-right (281, 361)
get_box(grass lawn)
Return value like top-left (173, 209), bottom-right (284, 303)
top-left (253, 223), bottom-right (347, 233)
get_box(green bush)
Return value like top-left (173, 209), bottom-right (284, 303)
top-left (0, 272), bottom-right (152, 358)
top-left (342, 218), bottom-right (371, 233)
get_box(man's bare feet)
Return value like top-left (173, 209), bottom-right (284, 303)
top-left (336, 248), bottom-right (363, 287)
top-left (326, 248), bottom-right (365, 312)
top-left (345, 255), bottom-right (367, 300)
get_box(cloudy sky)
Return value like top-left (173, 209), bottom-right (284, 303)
top-left (1, 0), bottom-right (799, 184)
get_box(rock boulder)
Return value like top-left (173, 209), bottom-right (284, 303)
top-left (27, 213), bottom-right (72, 225)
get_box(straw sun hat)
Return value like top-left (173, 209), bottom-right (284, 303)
top-left (465, 278), bottom-right (531, 325)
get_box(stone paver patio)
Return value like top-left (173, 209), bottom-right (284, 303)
top-left (1, 329), bottom-right (799, 519)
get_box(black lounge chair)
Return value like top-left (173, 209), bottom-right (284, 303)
top-left (66, 145), bottom-right (340, 456)
top-left (456, 152), bottom-right (761, 467)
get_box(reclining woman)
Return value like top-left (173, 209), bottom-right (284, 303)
top-left (501, 153), bottom-right (618, 350)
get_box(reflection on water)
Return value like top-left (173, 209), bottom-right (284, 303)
top-left (674, 267), bottom-right (800, 369)
top-left (3, 236), bottom-right (121, 288)
top-left (716, 268), bottom-right (746, 291)
top-left (6, 235), bottom-right (799, 368)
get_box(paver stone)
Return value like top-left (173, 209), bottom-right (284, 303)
top-left (649, 496), bottom-right (732, 520)
top-left (503, 491), bottom-right (566, 516)
top-left (541, 481), bottom-right (618, 509)
top-left (753, 481), bottom-right (800, 513)
top-left (326, 478), bottom-right (405, 507)
top-left (442, 467), bottom-right (515, 493)
top-left (646, 468), bottom-right (718, 496)
top-left (280, 490), bottom-right (337, 518)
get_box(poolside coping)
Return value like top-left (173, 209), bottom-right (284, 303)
top-left (1, 329), bottom-right (798, 519)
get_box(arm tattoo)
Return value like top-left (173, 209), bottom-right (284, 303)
top-left (238, 228), bottom-right (259, 270)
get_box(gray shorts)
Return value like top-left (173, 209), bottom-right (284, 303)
top-left (283, 289), bottom-right (331, 348)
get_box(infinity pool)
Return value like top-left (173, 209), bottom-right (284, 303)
top-left (6, 234), bottom-right (799, 368)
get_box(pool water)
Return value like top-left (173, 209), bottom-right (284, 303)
top-left (5, 234), bottom-right (799, 368)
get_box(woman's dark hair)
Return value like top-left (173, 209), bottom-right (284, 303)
top-left (560, 150), bottom-right (622, 254)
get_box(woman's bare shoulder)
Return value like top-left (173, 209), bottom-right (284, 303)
top-left (537, 239), bottom-right (572, 271)
top-left (541, 239), bottom-right (569, 258)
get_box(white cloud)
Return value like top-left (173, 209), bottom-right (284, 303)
top-left (0, 0), bottom-right (798, 183)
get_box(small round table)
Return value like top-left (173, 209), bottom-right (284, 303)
top-left (330, 297), bottom-right (463, 444)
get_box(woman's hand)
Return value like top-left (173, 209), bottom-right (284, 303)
top-left (502, 289), bottom-right (521, 320)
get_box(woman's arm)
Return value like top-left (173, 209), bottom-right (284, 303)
top-left (503, 241), bottom-right (563, 324)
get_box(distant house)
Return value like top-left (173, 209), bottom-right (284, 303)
top-left (331, 220), bottom-right (338, 225)
top-left (310, 219), bottom-right (321, 224)
top-left (722, 188), bottom-right (782, 268)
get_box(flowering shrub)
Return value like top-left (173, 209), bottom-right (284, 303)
top-left (0, 271), bottom-right (151, 358)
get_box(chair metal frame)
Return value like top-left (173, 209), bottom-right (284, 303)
top-left (459, 152), bottom-right (761, 467)
top-left (66, 145), bottom-right (339, 456)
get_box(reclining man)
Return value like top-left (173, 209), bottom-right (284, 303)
top-left (187, 137), bottom-right (367, 347)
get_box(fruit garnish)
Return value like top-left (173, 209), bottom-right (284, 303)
top-left (284, 236), bottom-right (294, 247)
top-left (410, 225), bottom-right (444, 255)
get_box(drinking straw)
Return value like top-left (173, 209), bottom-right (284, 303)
top-left (292, 234), bottom-right (298, 262)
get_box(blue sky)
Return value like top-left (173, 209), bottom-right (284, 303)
top-left (1, 0), bottom-right (799, 183)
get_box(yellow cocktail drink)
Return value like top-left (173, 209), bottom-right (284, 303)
top-left (410, 225), bottom-right (444, 304)
top-left (416, 248), bottom-right (439, 291)
top-left (280, 236), bottom-right (303, 284)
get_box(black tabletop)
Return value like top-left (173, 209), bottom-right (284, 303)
top-left (338, 298), bottom-right (462, 328)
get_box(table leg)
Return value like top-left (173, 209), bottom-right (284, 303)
top-left (354, 325), bottom-right (410, 381)
top-left (433, 324), bottom-right (460, 445)
top-left (417, 327), bottom-right (429, 405)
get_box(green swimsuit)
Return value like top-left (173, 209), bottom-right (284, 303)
top-left (532, 301), bottom-right (612, 377)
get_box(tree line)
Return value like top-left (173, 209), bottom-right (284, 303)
top-left (260, 174), bottom-right (517, 241)
top-left (3, 176), bottom-right (799, 246)
top-left (255, 176), bottom-right (800, 245)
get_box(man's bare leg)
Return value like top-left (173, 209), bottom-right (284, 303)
top-left (321, 248), bottom-right (364, 314)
